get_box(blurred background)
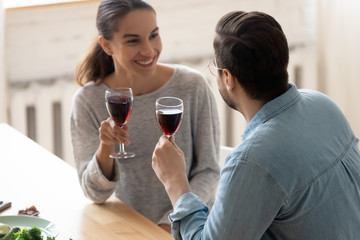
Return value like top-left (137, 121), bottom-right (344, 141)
top-left (0, 0), bottom-right (359, 166)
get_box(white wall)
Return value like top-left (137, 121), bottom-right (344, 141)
top-left (5, 1), bottom-right (99, 83)
top-left (317, 0), bottom-right (360, 137)
top-left (151, 0), bottom-right (317, 63)
top-left (5, 1), bottom-right (99, 166)
top-left (0, 0), bottom-right (6, 123)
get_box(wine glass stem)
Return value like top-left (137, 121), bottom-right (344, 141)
top-left (119, 142), bottom-right (126, 154)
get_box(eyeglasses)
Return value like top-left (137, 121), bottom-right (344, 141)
top-left (207, 58), bottom-right (224, 76)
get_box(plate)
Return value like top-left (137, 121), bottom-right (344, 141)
top-left (0, 215), bottom-right (59, 237)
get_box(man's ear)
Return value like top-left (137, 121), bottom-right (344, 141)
top-left (222, 69), bottom-right (236, 92)
top-left (98, 36), bottom-right (113, 55)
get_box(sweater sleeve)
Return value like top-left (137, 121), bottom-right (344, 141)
top-left (188, 77), bottom-right (221, 206)
top-left (70, 88), bottom-right (119, 203)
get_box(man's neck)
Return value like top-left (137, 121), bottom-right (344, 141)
top-left (236, 87), bottom-right (266, 123)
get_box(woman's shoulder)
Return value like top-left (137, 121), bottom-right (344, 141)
top-left (152, 63), bottom-right (213, 97)
top-left (158, 63), bottom-right (204, 78)
top-left (175, 64), bottom-right (204, 76)
top-left (170, 64), bottom-right (209, 86)
top-left (73, 81), bottom-right (106, 102)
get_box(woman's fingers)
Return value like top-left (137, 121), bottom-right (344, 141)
top-left (99, 118), bottom-right (130, 145)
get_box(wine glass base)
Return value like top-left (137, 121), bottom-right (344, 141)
top-left (110, 152), bottom-right (135, 159)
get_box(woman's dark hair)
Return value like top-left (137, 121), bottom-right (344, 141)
top-left (75, 0), bottom-right (155, 86)
top-left (214, 11), bottom-right (289, 101)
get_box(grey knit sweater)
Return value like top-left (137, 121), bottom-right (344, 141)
top-left (70, 64), bottom-right (220, 225)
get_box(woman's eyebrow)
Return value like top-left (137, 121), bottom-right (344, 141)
top-left (122, 33), bottom-right (138, 39)
top-left (122, 27), bottom-right (159, 39)
top-left (151, 27), bottom-right (159, 33)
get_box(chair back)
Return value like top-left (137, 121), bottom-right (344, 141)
top-left (219, 146), bottom-right (234, 169)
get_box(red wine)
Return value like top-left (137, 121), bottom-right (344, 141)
top-left (106, 96), bottom-right (133, 126)
top-left (156, 109), bottom-right (182, 136)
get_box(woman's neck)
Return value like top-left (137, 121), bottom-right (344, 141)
top-left (103, 64), bottom-right (174, 96)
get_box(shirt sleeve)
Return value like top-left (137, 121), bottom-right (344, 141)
top-left (169, 192), bottom-right (209, 240)
top-left (169, 156), bottom-right (285, 240)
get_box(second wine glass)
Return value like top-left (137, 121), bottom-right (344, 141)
top-left (105, 87), bottom-right (135, 159)
top-left (155, 97), bottom-right (183, 139)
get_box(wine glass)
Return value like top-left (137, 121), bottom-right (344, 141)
top-left (155, 97), bottom-right (183, 139)
top-left (105, 87), bottom-right (135, 159)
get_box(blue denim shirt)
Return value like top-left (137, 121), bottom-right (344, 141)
top-left (169, 83), bottom-right (360, 240)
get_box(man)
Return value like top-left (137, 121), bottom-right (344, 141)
top-left (152, 11), bottom-right (360, 239)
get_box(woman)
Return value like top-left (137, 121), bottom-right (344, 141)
top-left (70, 0), bottom-right (220, 232)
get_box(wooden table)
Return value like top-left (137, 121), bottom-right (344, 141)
top-left (0, 123), bottom-right (173, 240)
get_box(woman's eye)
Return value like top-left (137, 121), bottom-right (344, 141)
top-left (150, 33), bottom-right (159, 39)
top-left (127, 39), bottom-right (139, 44)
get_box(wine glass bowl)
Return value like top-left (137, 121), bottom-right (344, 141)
top-left (105, 87), bottom-right (135, 159)
top-left (156, 97), bottom-right (183, 139)
top-left (106, 93), bottom-right (132, 126)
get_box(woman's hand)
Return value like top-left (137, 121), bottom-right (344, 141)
top-left (98, 117), bottom-right (130, 146)
top-left (152, 136), bottom-right (190, 206)
top-left (96, 117), bottom-right (131, 180)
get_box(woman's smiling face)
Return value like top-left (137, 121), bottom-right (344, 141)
top-left (108, 9), bottom-right (162, 78)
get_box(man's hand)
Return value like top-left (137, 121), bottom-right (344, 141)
top-left (152, 136), bottom-right (190, 206)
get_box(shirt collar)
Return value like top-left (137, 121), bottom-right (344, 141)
top-left (242, 83), bottom-right (300, 140)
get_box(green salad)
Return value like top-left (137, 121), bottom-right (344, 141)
top-left (0, 224), bottom-right (70, 240)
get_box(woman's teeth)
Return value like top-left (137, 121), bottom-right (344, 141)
top-left (136, 59), bottom-right (153, 65)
